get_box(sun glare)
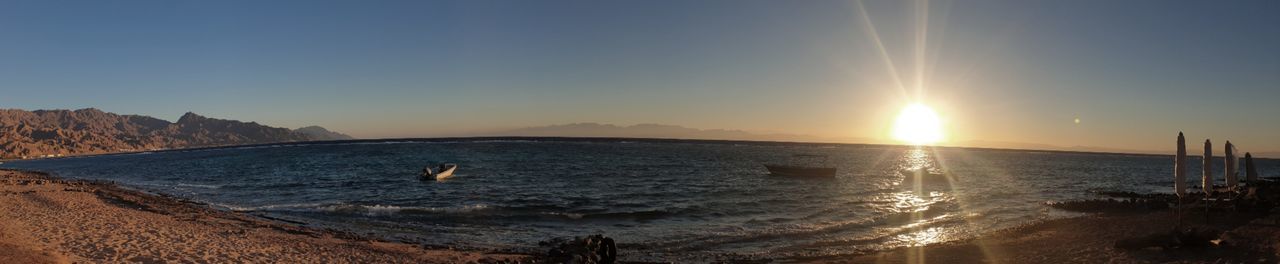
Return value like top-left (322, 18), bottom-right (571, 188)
top-left (892, 103), bottom-right (943, 145)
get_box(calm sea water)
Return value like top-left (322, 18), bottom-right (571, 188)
top-left (4, 139), bottom-right (1277, 261)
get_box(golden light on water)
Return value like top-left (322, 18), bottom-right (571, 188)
top-left (892, 103), bottom-right (944, 145)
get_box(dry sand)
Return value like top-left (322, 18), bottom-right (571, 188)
top-left (0, 169), bottom-right (529, 263)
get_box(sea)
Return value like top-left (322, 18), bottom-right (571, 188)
top-left (4, 138), bottom-right (1276, 261)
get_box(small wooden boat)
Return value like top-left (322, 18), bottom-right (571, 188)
top-left (421, 163), bottom-right (458, 181)
top-left (765, 154), bottom-right (837, 177)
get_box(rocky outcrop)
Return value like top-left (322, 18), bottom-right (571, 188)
top-left (539, 235), bottom-right (617, 264)
top-left (0, 108), bottom-right (350, 159)
top-left (293, 126), bottom-right (354, 141)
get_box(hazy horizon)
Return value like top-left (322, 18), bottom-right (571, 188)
top-left (11, 106), bottom-right (1265, 157)
top-left (2, 1), bottom-right (1277, 153)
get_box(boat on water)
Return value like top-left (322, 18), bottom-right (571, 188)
top-left (421, 163), bottom-right (458, 181)
top-left (765, 154), bottom-right (837, 177)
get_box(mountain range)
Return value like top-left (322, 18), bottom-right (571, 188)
top-left (4, 108), bottom-right (1271, 160)
top-left (0, 108), bottom-right (351, 159)
top-left (481, 122), bottom-right (867, 143)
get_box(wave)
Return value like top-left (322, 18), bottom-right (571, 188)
top-left (175, 183), bottom-right (222, 189)
top-left (208, 202), bottom-right (333, 212)
top-left (322, 204), bottom-right (494, 215)
top-left (209, 200), bottom-right (693, 222)
top-left (216, 202), bottom-right (493, 215)
top-left (627, 199), bottom-right (962, 253)
top-left (462, 139), bottom-right (543, 144)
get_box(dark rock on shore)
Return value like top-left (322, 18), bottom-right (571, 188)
top-left (1046, 198), bottom-right (1170, 213)
top-left (539, 235), bottom-right (618, 264)
top-left (1114, 227), bottom-right (1221, 250)
top-left (1096, 191), bottom-right (1177, 200)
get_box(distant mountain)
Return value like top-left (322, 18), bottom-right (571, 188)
top-left (485, 122), bottom-right (864, 143)
top-left (0, 108), bottom-right (349, 159)
top-left (293, 126), bottom-right (354, 140)
top-left (950, 140), bottom-right (1165, 155)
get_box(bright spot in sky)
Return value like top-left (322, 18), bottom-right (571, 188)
top-left (892, 103), bottom-right (944, 145)
top-left (1074, 117), bottom-right (1081, 124)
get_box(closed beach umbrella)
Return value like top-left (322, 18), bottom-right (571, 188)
top-left (1225, 141), bottom-right (1237, 190)
top-left (1246, 152), bottom-right (1258, 184)
top-left (1174, 132), bottom-right (1187, 197)
top-left (1202, 139), bottom-right (1213, 196)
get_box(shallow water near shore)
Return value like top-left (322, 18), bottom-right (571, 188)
top-left (5, 139), bottom-right (1278, 261)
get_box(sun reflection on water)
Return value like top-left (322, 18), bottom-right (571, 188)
top-left (878, 146), bottom-right (1007, 263)
top-left (885, 146), bottom-right (982, 263)
top-left (901, 147), bottom-right (934, 171)
top-left (896, 227), bottom-right (944, 247)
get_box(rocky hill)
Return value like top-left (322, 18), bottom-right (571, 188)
top-left (293, 126), bottom-right (354, 141)
top-left (0, 108), bottom-right (350, 159)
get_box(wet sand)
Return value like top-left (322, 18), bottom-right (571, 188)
top-left (837, 200), bottom-right (1280, 263)
top-left (0, 169), bottom-right (529, 263)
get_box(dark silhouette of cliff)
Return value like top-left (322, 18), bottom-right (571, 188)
top-left (0, 108), bottom-right (348, 159)
top-left (293, 126), bottom-right (354, 141)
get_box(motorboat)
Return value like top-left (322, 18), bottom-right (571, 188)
top-left (421, 163), bottom-right (457, 181)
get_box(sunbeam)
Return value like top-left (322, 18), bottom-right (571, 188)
top-left (853, 0), bottom-right (910, 101)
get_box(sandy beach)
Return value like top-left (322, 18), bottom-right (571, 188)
top-left (840, 196), bottom-right (1280, 263)
top-left (0, 169), bottom-right (529, 263)
top-left (844, 211), bottom-right (1278, 263)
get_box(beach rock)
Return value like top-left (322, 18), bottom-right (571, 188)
top-left (1114, 228), bottom-right (1221, 250)
top-left (539, 234), bottom-right (617, 264)
top-left (1114, 232), bottom-right (1178, 250)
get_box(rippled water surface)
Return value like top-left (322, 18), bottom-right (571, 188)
top-left (5, 139), bottom-right (1278, 261)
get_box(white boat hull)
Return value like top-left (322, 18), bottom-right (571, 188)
top-left (434, 165), bottom-right (456, 180)
top-left (421, 164), bottom-right (458, 181)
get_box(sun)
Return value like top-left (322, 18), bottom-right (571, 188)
top-left (892, 103), bottom-right (944, 145)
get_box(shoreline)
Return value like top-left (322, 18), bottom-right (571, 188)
top-left (9, 136), bottom-right (1278, 163)
top-left (3, 168), bottom-right (1278, 263)
top-left (0, 169), bottom-right (531, 263)
top-left (833, 211), bottom-right (1276, 263)
top-left (828, 191), bottom-right (1280, 263)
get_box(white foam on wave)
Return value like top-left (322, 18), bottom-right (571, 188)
top-left (209, 202), bottom-right (332, 212)
top-left (209, 201), bottom-right (493, 216)
top-left (175, 183), bottom-right (222, 189)
top-left (541, 212), bottom-right (586, 219)
top-left (317, 203), bottom-right (493, 216)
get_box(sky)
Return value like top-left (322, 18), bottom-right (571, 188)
top-left (1, 0), bottom-right (1277, 152)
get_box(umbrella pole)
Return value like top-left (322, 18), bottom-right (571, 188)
top-left (1205, 194), bottom-right (1211, 224)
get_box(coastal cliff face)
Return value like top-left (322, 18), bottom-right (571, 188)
top-left (0, 108), bottom-right (349, 159)
top-left (293, 126), bottom-right (354, 141)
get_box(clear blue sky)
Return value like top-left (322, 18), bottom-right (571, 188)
top-left (1, 0), bottom-right (1277, 151)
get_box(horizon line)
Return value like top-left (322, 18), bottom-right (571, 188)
top-left (10, 136), bottom-right (1278, 162)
